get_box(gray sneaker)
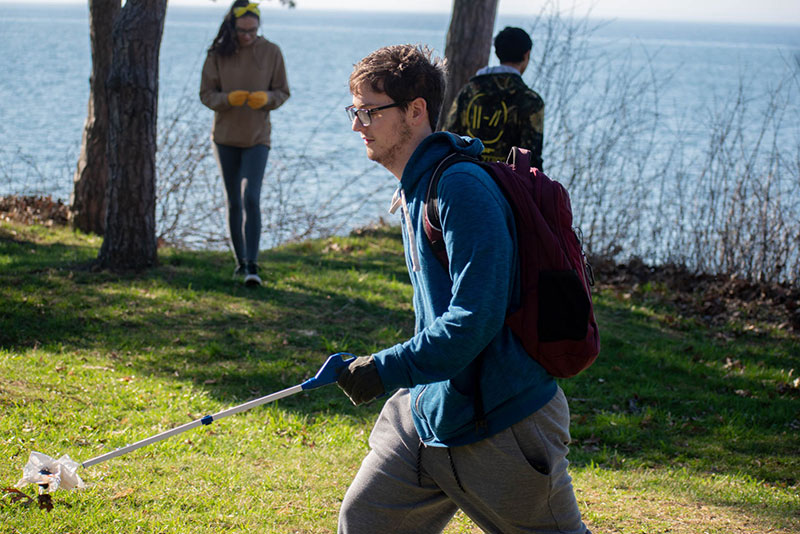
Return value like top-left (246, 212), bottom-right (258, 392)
top-left (244, 262), bottom-right (262, 287)
top-left (233, 263), bottom-right (246, 279)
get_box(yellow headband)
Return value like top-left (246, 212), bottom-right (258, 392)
top-left (233, 3), bottom-right (260, 18)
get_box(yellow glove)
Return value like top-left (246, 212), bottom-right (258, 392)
top-left (227, 90), bottom-right (249, 107)
top-left (247, 91), bottom-right (268, 109)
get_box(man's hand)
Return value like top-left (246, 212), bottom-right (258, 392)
top-left (227, 90), bottom-right (249, 107)
top-left (246, 91), bottom-right (268, 109)
top-left (336, 356), bottom-right (385, 405)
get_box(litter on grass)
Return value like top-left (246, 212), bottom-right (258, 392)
top-left (16, 451), bottom-right (84, 492)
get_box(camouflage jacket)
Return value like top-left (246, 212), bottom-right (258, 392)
top-left (442, 72), bottom-right (544, 169)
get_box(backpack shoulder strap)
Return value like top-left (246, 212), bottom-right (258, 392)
top-left (422, 152), bottom-right (489, 434)
top-left (422, 152), bottom-right (482, 270)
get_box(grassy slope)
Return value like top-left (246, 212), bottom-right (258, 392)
top-left (1, 221), bottom-right (798, 533)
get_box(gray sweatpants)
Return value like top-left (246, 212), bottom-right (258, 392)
top-left (338, 388), bottom-right (587, 534)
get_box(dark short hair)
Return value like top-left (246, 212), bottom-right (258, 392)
top-left (349, 44), bottom-right (446, 130)
top-left (494, 27), bottom-right (532, 63)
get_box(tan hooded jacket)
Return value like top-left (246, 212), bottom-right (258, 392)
top-left (200, 37), bottom-right (290, 147)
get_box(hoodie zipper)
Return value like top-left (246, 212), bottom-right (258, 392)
top-left (414, 385), bottom-right (428, 417)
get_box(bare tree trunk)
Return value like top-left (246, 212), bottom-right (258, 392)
top-left (96, 0), bottom-right (167, 272)
top-left (437, 0), bottom-right (498, 131)
top-left (71, 0), bottom-right (120, 235)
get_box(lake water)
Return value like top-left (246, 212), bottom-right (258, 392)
top-left (1, 3), bottom-right (798, 252)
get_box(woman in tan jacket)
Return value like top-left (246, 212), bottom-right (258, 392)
top-left (200, 1), bottom-right (290, 286)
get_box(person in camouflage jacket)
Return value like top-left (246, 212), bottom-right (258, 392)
top-left (442, 27), bottom-right (544, 169)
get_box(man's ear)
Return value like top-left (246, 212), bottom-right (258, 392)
top-left (407, 97), bottom-right (429, 127)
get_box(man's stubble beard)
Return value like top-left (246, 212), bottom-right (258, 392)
top-left (371, 117), bottom-right (413, 171)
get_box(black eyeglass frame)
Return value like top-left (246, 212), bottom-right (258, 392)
top-left (345, 101), bottom-right (407, 127)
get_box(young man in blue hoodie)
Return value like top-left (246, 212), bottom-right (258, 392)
top-left (336, 44), bottom-right (589, 534)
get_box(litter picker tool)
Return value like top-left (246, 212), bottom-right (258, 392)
top-left (16, 352), bottom-right (355, 493)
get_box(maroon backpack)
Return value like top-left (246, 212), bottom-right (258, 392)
top-left (423, 146), bottom-right (600, 378)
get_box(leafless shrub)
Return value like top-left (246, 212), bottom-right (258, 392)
top-left (681, 66), bottom-right (800, 283)
top-left (155, 90), bottom-right (391, 252)
top-left (527, 1), bottom-right (799, 284)
top-left (155, 93), bottom-right (225, 249)
top-left (527, 1), bottom-right (670, 260)
top-left (0, 148), bottom-right (60, 197)
top-left (258, 148), bottom-right (389, 248)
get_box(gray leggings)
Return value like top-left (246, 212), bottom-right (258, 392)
top-left (339, 388), bottom-right (588, 534)
top-left (213, 143), bottom-right (269, 265)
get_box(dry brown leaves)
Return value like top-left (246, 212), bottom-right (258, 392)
top-left (591, 256), bottom-right (800, 334)
top-left (0, 195), bottom-right (70, 227)
top-left (1, 487), bottom-right (54, 511)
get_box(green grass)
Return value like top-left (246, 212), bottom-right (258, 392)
top-left (1, 220), bottom-right (798, 533)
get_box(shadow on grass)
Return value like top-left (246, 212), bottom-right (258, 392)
top-left (0, 227), bottom-right (408, 425)
top-left (563, 294), bottom-right (799, 487)
top-left (2, 226), bottom-right (798, 494)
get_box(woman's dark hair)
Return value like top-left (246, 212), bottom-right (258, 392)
top-left (209, 0), bottom-right (260, 56)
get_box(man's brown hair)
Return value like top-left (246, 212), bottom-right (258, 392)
top-left (349, 44), bottom-right (446, 130)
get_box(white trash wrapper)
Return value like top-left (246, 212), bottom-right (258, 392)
top-left (16, 451), bottom-right (85, 492)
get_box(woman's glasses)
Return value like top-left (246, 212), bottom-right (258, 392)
top-left (235, 27), bottom-right (258, 35)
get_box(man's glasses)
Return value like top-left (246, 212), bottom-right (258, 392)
top-left (345, 102), bottom-right (407, 127)
top-left (236, 27), bottom-right (258, 35)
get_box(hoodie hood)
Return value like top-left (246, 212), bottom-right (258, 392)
top-left (475, 65), bottom-right (521, 76)
top-left (389, 132), bottom-right (484, 272)
top-left (399, 132), bottom-right (484, 197)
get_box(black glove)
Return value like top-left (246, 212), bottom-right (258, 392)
top-left (336, 355), bottom-right (385, 405)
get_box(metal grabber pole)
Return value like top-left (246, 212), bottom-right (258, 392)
top-left (82, 352), bottom-right (354, 468)
top-left (17, 353), bottom-right (354, 492)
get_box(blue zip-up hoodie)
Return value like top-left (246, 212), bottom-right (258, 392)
top-left (373, 131), bottom-right (556, 447)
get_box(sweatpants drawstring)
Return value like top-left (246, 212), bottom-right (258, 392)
top-left (416, 440), bottom-right (424, 488)
top-left (447, 448), bottom-right (466, 493)
top-left (416, 440), bottom-right (466, 493)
